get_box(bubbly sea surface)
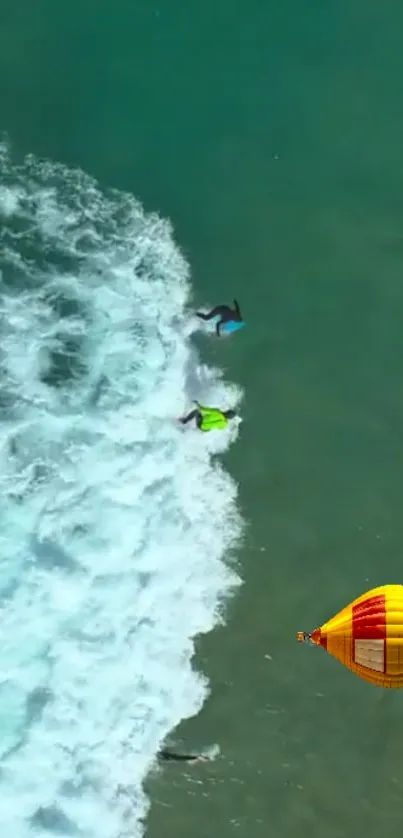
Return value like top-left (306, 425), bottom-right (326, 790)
top-left (0, 144), bottom-right (243, 837)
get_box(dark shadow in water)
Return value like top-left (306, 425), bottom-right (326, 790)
top-left (137, 571), bottom-right (152, 589)
top-left (0, 577), bottom-right (19, 603)
top-left (43, 290), bottom-right (83, 320)
top-left (0, 388), bottom-right (21, 419)
top-left (1, 683), bottom-right (53, 763)
top-left (61, 772), bottom-right (98, 799)
top-left (25, 686), bottom-right (53, 727)
top-left (30, 533), bottom-right (81, 574)
top-left (40, 336), bottom-right (87, 389)
top-left (87, 373), bottom-right (108, 407)
top-left (30, 805), bottom-right (80, 835)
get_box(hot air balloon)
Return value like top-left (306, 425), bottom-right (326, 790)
top-left (297, 585), bottom-right (403, 688)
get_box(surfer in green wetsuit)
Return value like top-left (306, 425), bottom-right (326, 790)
top-left (179, 402), bottom-right (237, 431)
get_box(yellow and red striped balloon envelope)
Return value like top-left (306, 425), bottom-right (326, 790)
top-left (297, 585), bottom-right (403, 687)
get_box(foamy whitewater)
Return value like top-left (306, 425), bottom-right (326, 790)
top-left (0, 144), bottom-right (243, 838)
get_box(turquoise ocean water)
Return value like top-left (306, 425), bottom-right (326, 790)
top-left (2, 1), bottom-right (403, 837)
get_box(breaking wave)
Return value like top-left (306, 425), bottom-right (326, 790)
top-left (0, 144), bottom-right (243, 838)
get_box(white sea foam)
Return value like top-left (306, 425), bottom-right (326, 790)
top-left (0, 144), bottom-right (243, 838)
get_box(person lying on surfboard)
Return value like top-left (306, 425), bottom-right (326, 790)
top-left (158, 749), bottom-right (210, 765)
top-left (196, 299), bottom-right (244, 337)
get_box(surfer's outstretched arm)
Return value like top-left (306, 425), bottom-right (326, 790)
top-left (196, 305), bottom-right (230, 321)
top-left (233, 299), bottom-right (241, 317)
top-left (179, 408), bottom-right (199, 426)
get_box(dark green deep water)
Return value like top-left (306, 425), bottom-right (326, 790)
top-left (3, 1), bottom-right (403, 835)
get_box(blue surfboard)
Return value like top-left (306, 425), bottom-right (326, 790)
top-left (204, 316), bottom-right (245, 336)
top-left (221, 320), bottom-right (245, 334)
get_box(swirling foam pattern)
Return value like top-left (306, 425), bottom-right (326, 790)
top-left (0, 145), bottom-right (243, 838)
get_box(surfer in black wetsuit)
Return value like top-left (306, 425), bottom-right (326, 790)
top-left (196, 299), bottom-right (243, 337)
top-left (158, 749), bottom-right (209, 764)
